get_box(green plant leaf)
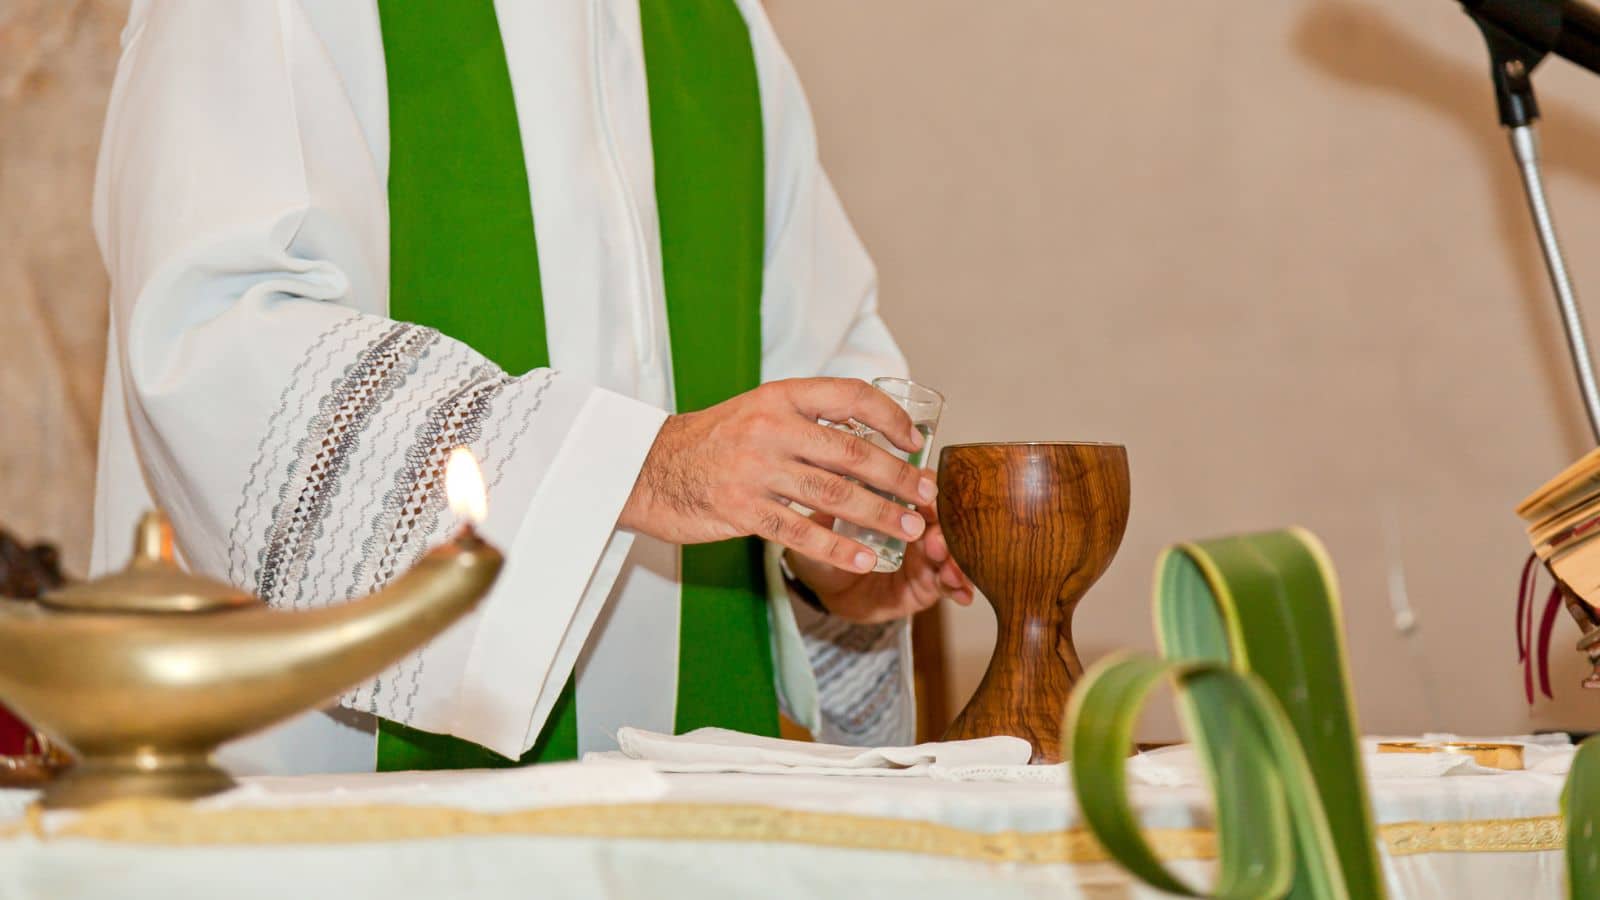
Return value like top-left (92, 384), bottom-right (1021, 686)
top-left (1068, 655), bottom-right (1299, 898)
top-left (1067, 528), bottom-right (1385, 900)
top-left (1159, 530), bottom-right (1384, 897)
top-left (1564, 736), bottom-right (1600, 897)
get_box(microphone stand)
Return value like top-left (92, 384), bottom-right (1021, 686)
top-left (1470, 12), bottom-right (1600, 686)
top-left (1472, 14), bottom-right (1600, 443)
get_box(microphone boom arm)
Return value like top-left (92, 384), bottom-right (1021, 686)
top-left (1508, 124), bottom-right (1600, 444)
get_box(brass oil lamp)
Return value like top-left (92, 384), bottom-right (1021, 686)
top-left (0, 450), bottom-right (503, 809)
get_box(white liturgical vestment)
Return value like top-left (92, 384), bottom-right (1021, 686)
top-left (90, 0), bottom-right (914, 772)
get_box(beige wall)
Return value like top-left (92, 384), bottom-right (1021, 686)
top-left (0, 1), bottom-right (123, 575)
top-left (7, 0), bottom-right (1600, 740)
top-left (765, 0), bottom-right (1600, 739)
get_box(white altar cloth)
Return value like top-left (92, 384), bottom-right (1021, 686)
top-left (0, 758), bottom-right (1570, 899)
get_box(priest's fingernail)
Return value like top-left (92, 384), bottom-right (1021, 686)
top-left (901, 513), bottom-right (925, 538)
top-left (918, 479), bottom-right (936, 503)
top-left (910, 429), bottom-right (925, 450)
top-left (853, 551), bottom-right (877, 572)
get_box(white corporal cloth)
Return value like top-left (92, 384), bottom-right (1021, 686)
top-left (90, 0), bottom-right (912, 770)
top-left (0, 748), bottom-right (1572, 900)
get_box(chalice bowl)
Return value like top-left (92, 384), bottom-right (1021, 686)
top-left (937, 442), bottom-right (1130, 763)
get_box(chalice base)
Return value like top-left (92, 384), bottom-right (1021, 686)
top-left (41, 752), bottom-right (235, 809)
top-left (941, 660), bottom-right (1078, 764)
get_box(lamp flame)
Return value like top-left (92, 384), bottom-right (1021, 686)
top-left (446, 447), bottom-right (488, 525)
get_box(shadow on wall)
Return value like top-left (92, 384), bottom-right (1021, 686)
top-left (1294, 1), bottom-right (1600, 460)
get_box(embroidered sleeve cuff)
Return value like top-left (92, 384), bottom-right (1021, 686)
top-left (214, 314), bottom-right (665, 761)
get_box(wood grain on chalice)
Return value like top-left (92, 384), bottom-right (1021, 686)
top-left (936, 442), bottom-right (1130, 763)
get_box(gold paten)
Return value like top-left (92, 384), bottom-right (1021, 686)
top-left (0, 511), bottom-right (502, 809)
top-left (1377, 740), bottom-right (1526, 771)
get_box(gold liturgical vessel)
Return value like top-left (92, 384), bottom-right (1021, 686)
top-left (1376, 740), bottom-right (1525, 771)
top-left (0, 450), bottom-right (503, 809)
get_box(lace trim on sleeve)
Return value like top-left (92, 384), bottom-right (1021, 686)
top-left (229, 317), bottom-right (558, 721)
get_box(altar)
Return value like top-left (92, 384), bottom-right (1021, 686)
top-left (0, 752), bottom-right (1569, 899)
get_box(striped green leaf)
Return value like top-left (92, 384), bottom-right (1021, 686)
top-left (1066, 528), bottom-right (1385, 900)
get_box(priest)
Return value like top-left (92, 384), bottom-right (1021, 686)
top-left (90, 0), bottom-right (972, 774)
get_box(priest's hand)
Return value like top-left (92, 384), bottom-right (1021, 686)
top-left (619, 378), bottom-right (934, 574)
top-left (781, 479), bottom-right (975, 624)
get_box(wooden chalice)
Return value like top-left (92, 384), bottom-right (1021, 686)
top-left (936, 442), bottom-right (1130, 763)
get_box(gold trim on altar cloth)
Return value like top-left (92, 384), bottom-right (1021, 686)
top-left (1379, 815), bottom-right (1565, 856)
top-left (0, 801), bottom-right (1567, 863)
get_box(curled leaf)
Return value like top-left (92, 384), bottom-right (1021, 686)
top-left (1068, 530), bottom-right (1384, 900)
top-left (1067, 656), bottom-right (1307, 899)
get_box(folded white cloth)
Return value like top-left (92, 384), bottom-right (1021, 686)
top-left (594, 726), bottom-right (1034, 778)
top-left (1127, 734), bottom-right (1578, 788)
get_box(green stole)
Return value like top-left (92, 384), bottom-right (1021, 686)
top-left (374, 0), bottom-right (779, 769)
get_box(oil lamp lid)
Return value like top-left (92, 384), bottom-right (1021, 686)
top-left (39, 512), bottom-right (259, 614)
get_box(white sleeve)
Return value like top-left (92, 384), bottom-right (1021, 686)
top-left (91, 0), bottom-right (663, 759)
top-left (738, 1), bottom-right (915, 746)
